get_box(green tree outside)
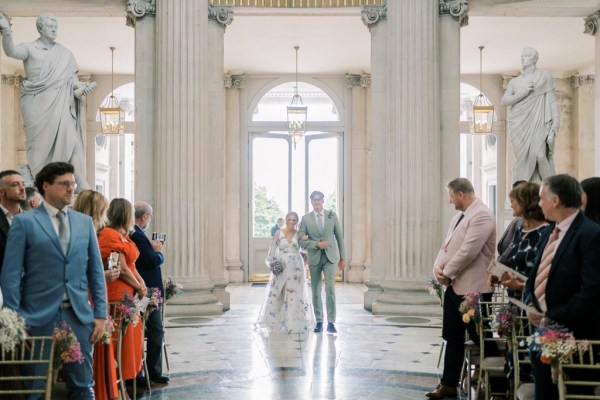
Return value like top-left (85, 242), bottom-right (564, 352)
top-left (254, 183), bottom-right (284, 237)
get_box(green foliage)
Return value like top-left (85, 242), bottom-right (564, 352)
top-left (254, 184), bottom-right (284, 237)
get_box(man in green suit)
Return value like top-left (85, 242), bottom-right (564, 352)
top-left (299, 191), bottom-right (345, 333)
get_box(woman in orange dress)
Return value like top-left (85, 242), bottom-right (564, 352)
top-left (97, 198), bottom-right (147, 384)
top-left (72, 190), bottom-right (120, 400)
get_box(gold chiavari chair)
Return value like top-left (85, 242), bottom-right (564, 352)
top-left (0, 336), bottom-right (55, 400)
top-left (512, 314), bottom-right (535, 400)
top-left (558, 340), bottom-right (600, 400)
top-left (108, 302), bottom-right (129, 400)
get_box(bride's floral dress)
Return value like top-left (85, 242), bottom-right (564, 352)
top-left (255, 232), bottom-right (315, 334)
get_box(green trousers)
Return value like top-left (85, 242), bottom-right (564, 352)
top-left (309, 251), bottom-right (337, 323)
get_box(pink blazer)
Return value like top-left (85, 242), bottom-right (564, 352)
top-left (434, 198), bottom-right (496, 296)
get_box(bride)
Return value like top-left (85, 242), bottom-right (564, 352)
top-left (255, 211), bottom-right (315, 334)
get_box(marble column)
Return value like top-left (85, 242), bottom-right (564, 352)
top-left (153, 1), bottom-right (232, 315)
top-left (570, 74), bottom-right (595, 178)
top-left (346, 73), bottom-right (371, 283)
top-left (128, 0), bottom-right (157, 207)
top-left (364, 1), bottom-right (444, 316)
top-left (585, 11), bottom-right (600, 176)
top-left (224, 74), bottom-right (245, 283)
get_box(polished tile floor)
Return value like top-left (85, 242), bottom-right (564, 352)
top-left (55, 283), bottom-right (464, 399)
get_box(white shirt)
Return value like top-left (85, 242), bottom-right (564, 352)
top-left (0, 204), bottom-right (22, 226)
top-left (43, 202), bottom-right (69, 236)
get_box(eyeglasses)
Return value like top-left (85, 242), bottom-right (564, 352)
top-left (54, 180), bottom-right (77, 190)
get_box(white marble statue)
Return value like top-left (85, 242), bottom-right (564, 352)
top-left (0, 13), bottom-right (96, 189)
top-left (501, 47), bottom-right (560, 184)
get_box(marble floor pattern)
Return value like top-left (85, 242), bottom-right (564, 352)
top-left (59, 283), bottom-right (469, 399)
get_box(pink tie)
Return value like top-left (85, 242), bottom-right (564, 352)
top-left (533, 227), bottom-right (560, 311)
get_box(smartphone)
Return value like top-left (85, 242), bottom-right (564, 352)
top-left (107, 251), bottom-right (119, 269)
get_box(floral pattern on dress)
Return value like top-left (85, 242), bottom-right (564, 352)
top-left (255, 233), bottom-right (315, 334)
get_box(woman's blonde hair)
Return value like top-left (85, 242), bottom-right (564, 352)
top-left (72, 189), bottom-right (109, 231)
top-left (107, 198), bottom-right (135, 233)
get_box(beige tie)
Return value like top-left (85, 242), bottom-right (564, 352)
top-left (533, 227), bottom-right (560, 311)
top-left (317, 213), bottom-right (324, 233)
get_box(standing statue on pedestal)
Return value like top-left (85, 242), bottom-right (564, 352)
top-left (501, 47), bottom-right (560, 183)
top-left (0, 13), bottom-right (95, 190)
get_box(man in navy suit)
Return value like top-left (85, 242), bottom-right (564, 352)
top-left (0, 162), bottom-right (106, 399)
top-left (130, 201), bottom-right (170, 385)
top-left (0, 170), bottom-right (26, 273)
top-left (525, 174), bottom-right (600, 400)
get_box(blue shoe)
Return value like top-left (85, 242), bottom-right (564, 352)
top-left (313, 322), bottom-right (323, 332)
top-left (326, 322), bottom-right (337, 333)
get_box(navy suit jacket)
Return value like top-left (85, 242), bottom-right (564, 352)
top-left (0, 210), bottom-right (10, 274)
top-left (525, 212), bottom-right (600, 340)
top-left (0, 204), bottom-right (107, 327)
top-left (130, 225), bottom-right (164, 295)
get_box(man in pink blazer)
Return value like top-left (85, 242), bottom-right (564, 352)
top-left (426, 178), bottom-right (496, 399)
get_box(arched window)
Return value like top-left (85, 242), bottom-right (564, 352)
top-left (95, 82), bottom-right (135, 122)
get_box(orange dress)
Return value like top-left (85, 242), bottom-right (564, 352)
top-left (98, 227), bottom-right (143, 381)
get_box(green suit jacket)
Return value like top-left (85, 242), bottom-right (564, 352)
top-left (299, 209), bottom-right (345, 266)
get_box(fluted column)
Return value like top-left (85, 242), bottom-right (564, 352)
top-left (585, 11), bottom-right (600, 175)
top-left (224, 74), bottom-right (245, 283)
top-left (128, 0), bottom-right (157, 207)
top-left (365, 0), bottom-right (443, 316)
top-left (154, 0), bottom-right (231, 315)
top-left (571, 74), bottom-right (596, 178)
top-left (346, 73), bottom-right (371, 283)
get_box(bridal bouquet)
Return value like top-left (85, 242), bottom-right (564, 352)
top-left (459, 291), bottom-right (481, 324)
top-left (491, 304), bottom-right (517, 338)
top-left (164, 276), bottom-right (183, 301)
top-left (52, 321), bottom-right (84, 368)
top-left (268, 256), bottom-right (285, 276)
top-left (144, 287), bottom-right (163, 313)
top-left (117, 292), bottom-right (141, 331)
top-left (425, 276), bottom-right (443, 306)
top-left (0, 308), bottom-right (27, 352)
top-left (527, 322), bottom-right (589, 382)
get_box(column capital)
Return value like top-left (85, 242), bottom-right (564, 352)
top-left (224, 74), bottom-right (246, 89)
top-left (361, 5), bottom-right (387, 29)
top-left (1, 74), bottom-right (23, 86)
top-left (346, 73), bottom-right (371, 88)
top-left (584, 11), bottom-right (600, 36)
top-left (126, 0), bottom-right (156, 27)
top-left (570, 74), bottom-right (595, 88)
top-left (439, 0), bottom-right (469, 27)
top-left (208, 5), bottom-right (233, 27)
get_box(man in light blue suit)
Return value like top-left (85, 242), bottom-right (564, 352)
top-left (0, 162), bottom-right (106, 400)
top-left (299, 191), bottom-right (345, 334)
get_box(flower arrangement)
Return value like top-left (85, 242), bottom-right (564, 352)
top-left (268, 256), bottom-right (285, 276)
top-left (117, 292), bottom-right (140, 331)
top-left (52, 321), bottom-right (84, 369)
top-left (527, 322), bottom-right (589, 383)
top-left (101, 316), bottom-right (116, 344)
top-left (491, 304), bottom-right (517, 338)
top-left (425, 276), bottom-right (444, 306)
top-left (164, 276), bottom-right (183, 301)
top-left (146, 287), bottom-right (163, 312)
top-left (459, 291), bottom-right (481, 324)
top-left (0, 308), bottom-right (27, 352)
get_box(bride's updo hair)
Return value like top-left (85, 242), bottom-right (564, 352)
top-left (286, 211), bottom-right (299, 228)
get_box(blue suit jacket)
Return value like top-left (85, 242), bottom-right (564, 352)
top-left (0, 204), bottom-right (107, 327)
top-left (525, 212), bottom-right (600, 340)
top-left (130, 225), bottom-right (164, 295)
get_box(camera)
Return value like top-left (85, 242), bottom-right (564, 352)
top-left (152, 232), bottom-right (167, 243)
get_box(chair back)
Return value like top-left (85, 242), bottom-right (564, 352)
top-left (477, 300), bottom-right (510, 399)
top-left (108, 302), bottom-right (129, 400)
top-left (558, 340), bottom-right (600, 400)
top-left (512, 314), bottom-right (535, 400)
top-left (0, 336), bottom-right (55, 400)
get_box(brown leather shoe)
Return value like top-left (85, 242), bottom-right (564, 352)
top-left (425, 384), bottom-right (458, 398)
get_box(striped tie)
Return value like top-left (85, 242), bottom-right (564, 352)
top-left (533, 227), bottom-right (560, 311)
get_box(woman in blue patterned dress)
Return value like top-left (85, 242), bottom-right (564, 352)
top-left (489, 182), bottom-right (551, 299)
top-left (255, 211), bottom-right (315, 334)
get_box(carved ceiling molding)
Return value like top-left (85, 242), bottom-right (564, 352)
top-left (209, 5), bottom-right (234, 27)
top-left (346, 73), bottom-right (371, 88)
top-left (126, 0), bottom-right (156, 27)
top-left (439, 0), bottom-right (468, 27)
top-left (584, 11), bottom-right (600, 36)
top-left (361, 5), bottom-right (387, 30)
top-left (224, 74), bottom-right (246, 89)
top-left (1, 74), bottom-right (23, 86)
top-left (208, 0), bottom-right (385, 8)
top-left (570, 74), bottom-right (595, 88)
